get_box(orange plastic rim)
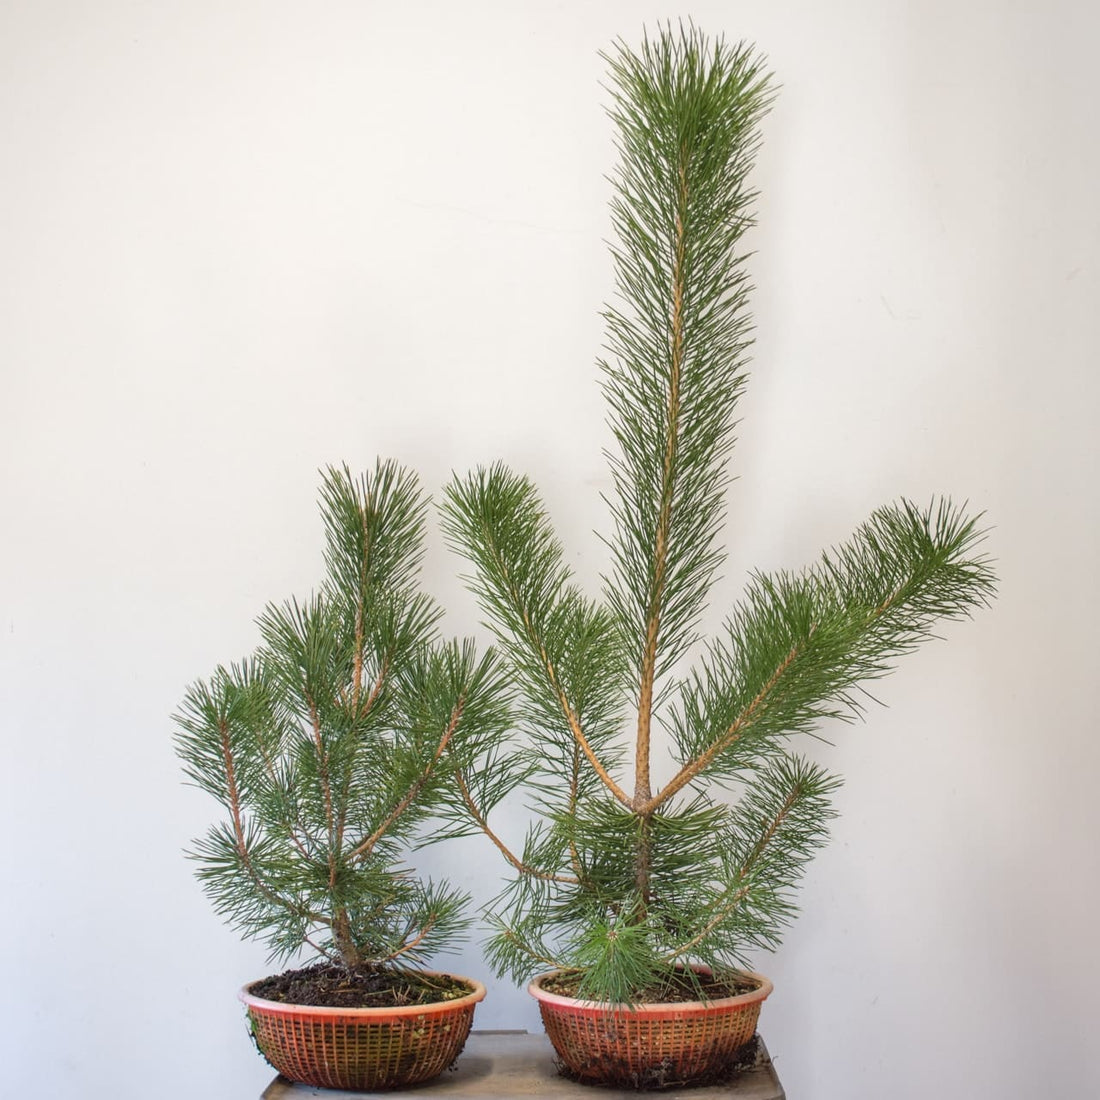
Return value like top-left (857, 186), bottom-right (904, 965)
top-left (240, 971), bottom-right (486, 1091)
top-left (529, 969), bottom-right (771, 1087)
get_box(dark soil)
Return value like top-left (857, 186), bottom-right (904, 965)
top-left (556, 1034), bottom-right (765, 1092)
top-left (541, 968), bottom-right (761, 1003)
top-left (248, 963), bottom-right (473, 1009)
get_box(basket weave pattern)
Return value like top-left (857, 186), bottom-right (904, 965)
top-left (531, 971), bottom-right (771, 1087)
top-left (241, 976), bottom-right (484, 1091)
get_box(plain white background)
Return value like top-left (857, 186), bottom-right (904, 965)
top-left (2, 1), bottom-right (1097, 1097)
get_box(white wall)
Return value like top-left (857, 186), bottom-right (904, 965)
top-left (2, 2), bottom-right (1097, 1097)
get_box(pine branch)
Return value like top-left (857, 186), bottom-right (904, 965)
top-left (177, 663), bottom-right (332, 936)
top-left (649, 635), bottom-right (806, 811)
top-left (663, 756), bottom-right (838, 963)
top-left (191, 821), bottom-right (332, 943)
top-left (442, 465), bottom-right (631, 809)
top-left (381, 913), bottom-right (439, 963)
top-left (452, 767), bottom-right (578, 885)
top-left (320, 459), bottom-right (430, 610)
top-left (654, 498), bottom-right (996, 810)
top-left (486, 920), bottom-right (572, 984)
top-left (599, 30), bottom-right (775, 781)
top-left (347, 692), bottom-right (465, 864)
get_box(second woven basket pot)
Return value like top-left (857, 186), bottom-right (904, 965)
top-left (528, 970), bottom-right (772, 1089)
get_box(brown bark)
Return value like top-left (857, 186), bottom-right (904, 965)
top-left (631, 155), bottom-right (691, 910)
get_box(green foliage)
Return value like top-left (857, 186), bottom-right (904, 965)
top-left (670, 499), bottom-right (996, 789)
top-left (599, 28), bottom-right (773, 696)
top-left (441, 25), bottom-right (997, 1003)
top-left (174, 461), bottom-right (510, 969)
top-left (441, 464), bottom-right (627, 805)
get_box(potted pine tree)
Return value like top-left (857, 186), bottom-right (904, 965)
top-left (174, 460), bottom-right (508, 1091)
top-left (440, 26), bottom-right (996, 1089)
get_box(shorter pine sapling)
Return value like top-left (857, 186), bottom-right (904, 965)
top-left (440, 26), bottom-right (997, 1006)
top-left (174, 460), bottom-right (509, 1000)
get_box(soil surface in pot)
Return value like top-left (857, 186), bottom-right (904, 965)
top-left (541, 969), bottom-right (761, 1003)
top-left (249, 963), bottom-right (472, 1008)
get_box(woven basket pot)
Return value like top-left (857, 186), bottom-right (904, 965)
top-left (240, 972), bottom-right (486, 1091)
top-left (529, 969), bottom-right (772, 1089)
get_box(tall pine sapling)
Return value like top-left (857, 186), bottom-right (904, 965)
top-left (174, 460), bottom-right (508, 981)
top-left (441, 26), bottom-right (996, 1005)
